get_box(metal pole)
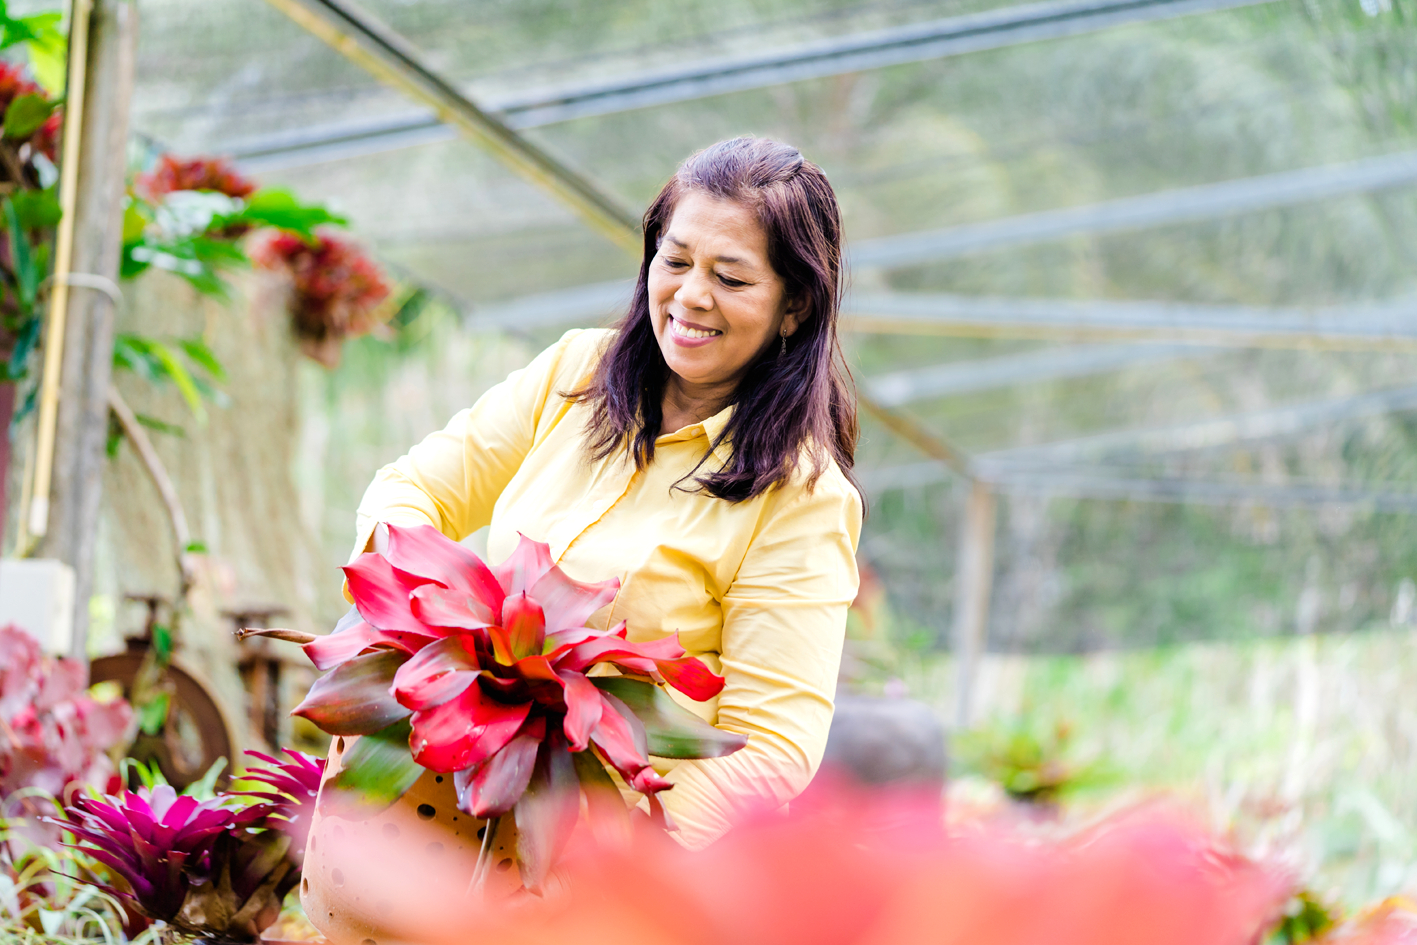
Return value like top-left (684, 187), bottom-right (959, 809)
top-left (952, 480), bottom-right (997, 729)
top-left (260, 0), bottom-right (642, 253)
top-left (31, 0), bottom-right (138, 658)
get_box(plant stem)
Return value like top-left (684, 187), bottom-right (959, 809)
top-left (468, 814), bottom-right (498, 895)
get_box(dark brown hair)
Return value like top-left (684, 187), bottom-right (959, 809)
top-left (572, 136), bottom-right (858, 502)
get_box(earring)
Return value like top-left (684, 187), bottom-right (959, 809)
top-left (779, 329), bottom-right (788, 358)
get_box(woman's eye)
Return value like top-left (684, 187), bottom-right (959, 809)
top-left (719, 275), bottom-right (747, 288)
top-left (662, 258), bottom-right (689, 269)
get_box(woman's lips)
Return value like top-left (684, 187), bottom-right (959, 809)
top-left (668, 314), bottom-right (722, 348)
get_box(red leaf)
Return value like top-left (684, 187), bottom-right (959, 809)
top-left (556, 634), bottom-right (686, 674)
top-left (514, 733), bottom-right (579, 893)
top-left (292, 650), bottom-right (410, 736)
top-left (408, 682), bottom-right (530, 773)
top-left (500, 592), bottom-right (545, 659)
top-left (409, 583), bottom-right (496, 630)
top-left (342, 553), bottom-right (432, 634)
top-left (304, 623), bottom-right (425, 672)
top-left (557, 671), bottom-right (602, 751)
top-left (390, 635), bottom-right (481, 711)
top-left (488, 625), bottom-right (516, 666)
top-left (588, 691), bottom-right (670, 794)
top-left (491, 533), bottom-right (554, 596)
top-left (383, 523), bottom-right (505, 612)
top-left (512, 654), bottom-right (560, 684)
top-left (541, 626), bottom-right (617, 661)
top-left (454, 717), bottom-right (545, 817)
top-left (527, 567), bottom-right (620, 634)
top-left (654, 656), bottom-right (727, 702)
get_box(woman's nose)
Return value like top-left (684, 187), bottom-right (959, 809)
top-left (675, 266), bottom-right (714, 311)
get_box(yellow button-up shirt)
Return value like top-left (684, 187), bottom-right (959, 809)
top-left (352, 328), bottom-right (862, 848)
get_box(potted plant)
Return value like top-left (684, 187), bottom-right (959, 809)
top-left (246, 524), bottom-right (746, 944)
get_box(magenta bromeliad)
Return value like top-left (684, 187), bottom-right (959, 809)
top-left (254, 523), bottom-right (746, 890)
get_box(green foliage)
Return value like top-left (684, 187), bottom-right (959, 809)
top-left (111, 332), bottom-right (226, 425)
top-left (134, 689), bottom-right (169, 737)
top-left (2, 92), bottom-right (55, 141)
top-left (953, 715), bottom-right (1113, 805)
top-left (0, 3), bottom-right (66, 92)
top-left (323, 720), bottom-right (423, 816)
top-left (121, 186), bottom-right (345, 299)
top-left (1266, 889), bottom-right (1342, 944)
top-left (218, 186), bottom-right (347, 239)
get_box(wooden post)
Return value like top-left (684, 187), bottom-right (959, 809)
top-left (32, 0), bottom-right (138, 658)
top-left (951, 479), bottom-right (997, 729)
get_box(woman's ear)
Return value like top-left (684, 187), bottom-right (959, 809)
top-left (782, 294), bottom-right (811, 337)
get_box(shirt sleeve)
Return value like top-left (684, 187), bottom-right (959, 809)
top-left (653, 473), bottom-right (862, 848)
top-left (350, 329), bottom-right (590, 562)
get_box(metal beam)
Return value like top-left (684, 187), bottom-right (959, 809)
top-left (863, 462), bottom-right (1417, 512)
top-left (860, 383), bottom-right (1417, 503)
top-left (226, 0), bottom-right (1275, 172)
top-left (849, 150), bottom-right (1417, 269)
top-left (858, 391), bottom-right (974, 479)
top-left (469, 281), bottom-right (1417, 350)
top-left (952, 481), bottom-right (997, 728)
top-left (259, 0), bottom-right (641, 252)
top-left (467, 279), bottom-right (633, 333)
top-left (843, 291), bottom-right (1417, 350)
top-left (863, 343), bottom-right (1200, 406)
top-left (981, 383), bottom-right (1417, 466)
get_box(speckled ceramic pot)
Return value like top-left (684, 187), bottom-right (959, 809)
top-left (301, 735), bottom-right (523, 945)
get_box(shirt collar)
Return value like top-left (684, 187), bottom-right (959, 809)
top-left (656, 404), bottom-right (736, 461)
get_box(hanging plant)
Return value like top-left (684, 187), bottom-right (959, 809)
top-left (250, 229), bottom-right (393, 368)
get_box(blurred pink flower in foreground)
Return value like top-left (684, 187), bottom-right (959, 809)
top-left (316, 782), bottom-right (1291, 945)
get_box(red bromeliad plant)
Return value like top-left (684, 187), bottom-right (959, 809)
top-left (251, 229), bottom-right (392, 367)
top-left (54, 750), bottom-right (325, 942)
top-left (254, 524), bottom-right (745, 889)
top-left (0, 625), bottom-right (131, 812)
top-left (134, 154), bottom-right (258, 203)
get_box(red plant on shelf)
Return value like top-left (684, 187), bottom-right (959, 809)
top-left (134, 154), bottom-right (258, 202)
top-left (0, 61), bottom-right (61, 165)
top-left (251, 230), bottom-right (393, 367)
top-left (248, 524), bottom-right (745, 890)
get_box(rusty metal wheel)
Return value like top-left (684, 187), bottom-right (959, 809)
top-left (90, 650), bottom-right (235, 791)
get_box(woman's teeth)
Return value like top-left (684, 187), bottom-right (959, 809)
top-left (671, 318), bottom-right (721, 339)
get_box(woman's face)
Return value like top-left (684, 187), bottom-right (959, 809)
top-left (648, 191), bottom-right (803, 395)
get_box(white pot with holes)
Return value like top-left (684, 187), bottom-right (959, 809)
top-left (301, 735), bottom-right (523, 945)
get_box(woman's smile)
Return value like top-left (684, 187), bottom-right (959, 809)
top-left (668, 314), bottom-right (724, 346)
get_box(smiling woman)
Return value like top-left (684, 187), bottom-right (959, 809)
top-left (345, 136), bottom-right (862, 855)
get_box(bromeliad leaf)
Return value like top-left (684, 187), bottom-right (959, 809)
top-left (592, 676), bottom-right (747, 759)
top-left (324, 719), bottom-right (422, 817)
top-left (292, 649), bottom-right (410, 736)
top-left (514, 734), bottom-right (579, 894)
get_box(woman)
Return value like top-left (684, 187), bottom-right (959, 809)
top-left (353, 136), bottom-right (862, 849)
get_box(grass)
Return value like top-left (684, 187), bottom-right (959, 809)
top-left (889, 623), bottom-right (1417, 908)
